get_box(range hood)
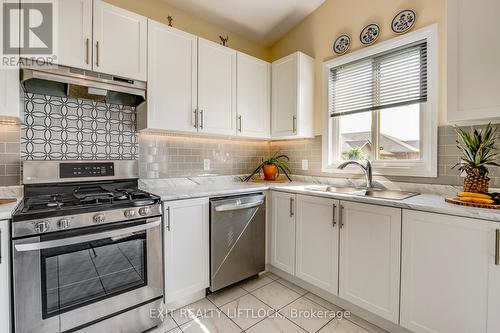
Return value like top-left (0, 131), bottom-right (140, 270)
top-left (20, 62), bottom-right (146, 107)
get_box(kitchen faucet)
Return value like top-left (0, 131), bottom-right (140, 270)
top-left (338, 159), bottom-right (374, 189)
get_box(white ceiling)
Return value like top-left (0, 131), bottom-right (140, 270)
top-left (162, 0), bottom-right (326, 45)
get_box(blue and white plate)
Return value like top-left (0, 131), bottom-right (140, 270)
top-left (392, 10), bottom-right (416, 34)
top-left (360, 24), bottom-right (380, 45)
top-left (333, 35), bottom-right (351, 55)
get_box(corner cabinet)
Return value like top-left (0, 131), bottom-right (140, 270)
top-left (163, 198), bottom-right (209, 307)
top-left (338, 202), bottom-right (401, 324)
top-left (271, 52), bottom-right (314, 139)
top-left (236, 52), bottom-right (270, 139)
top-left (57, 0), bottom-right (147, 80)
top-left (270, 191), bottom-right (296, 275)
top-left (0, 220), bottom-right (11, 333)
top-left (295, 195), bottom-right (339, 295)
top-left (141, 20), bottom-right (198, 133)
top-left (401, 210), bottom-right (499, 333)
top-left (447, 0), bottom-right (500, 124)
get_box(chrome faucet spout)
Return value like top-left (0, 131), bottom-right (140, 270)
top-left (337, 159), bottom-right (373, 189)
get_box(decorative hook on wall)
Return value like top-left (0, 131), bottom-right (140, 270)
top-left (167, 15), bottom-right (173, 27)
top-left (219, 35), bottom-right (229, 47)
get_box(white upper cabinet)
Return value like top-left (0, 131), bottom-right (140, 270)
top-left (401, 210), bottom-right (497, 333)
top-left (0, 0), bottom-right (20, 121)
top-left (339, 201), bottom-right (401, 324)
top-left (0, 220), bottom-right (11, 333)
top-left (270, 191), bottom-right (296, 275)
top-left (198, 38), bottom-right (237, 136)
top-left (271, 52), bottom-right (314, 139)
top-left (143, 20), bottom-right (198, 133)
top-left (163, 197), bottom-right (209, 307)
top-left (295, 195), bottom-right (339, 295)
top-left (236, 52), bottom-right (270, 139)
top-left (93, 0), bottom-right (147, 80)
top-left (447, 0), bottom-right (500, 124)
top-left (58, 0), bottom-right (92, 70)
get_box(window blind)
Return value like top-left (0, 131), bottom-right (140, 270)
top-left (329, 41), bottom-right (427, 117)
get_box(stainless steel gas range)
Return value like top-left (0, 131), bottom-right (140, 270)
top-left (11, 160), bottom-right (164, 333)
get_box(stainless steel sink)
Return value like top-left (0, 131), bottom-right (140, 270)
top-left (364, 190), bottom-right (419, 200)
top-left (306, 186), bottom-right (419, 200)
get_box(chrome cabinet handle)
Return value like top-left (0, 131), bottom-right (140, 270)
top-left (238, 115), bottom-right (242, 132)
top-left (15, 219), bottom-right (161, 252)
top-left (96, 41), bottom-right (100, 67)
top-left (289, 197), bottom-right (295, 218)
top-left (85, 38), bottom-right (90, 65)
top-left (496, 229), bottom-right (499, 265)
top-left (292, 115), bottom-right (297, 133)
top-left (194, 109), bottom-right (198, 128)
top-left (200, 110), bottom-right (204, 129)
top-left (339, 205), bottom-right (344, 228)
top-left (332, 204), bottom-right (337, 227)
top-left (166, 206), bottom-right (171, 231)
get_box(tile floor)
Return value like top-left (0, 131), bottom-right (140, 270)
top-left (160, 272), bottom-right (387, 333)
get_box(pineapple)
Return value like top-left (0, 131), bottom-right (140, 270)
top-left (453, 123), bottom-right (499, 193)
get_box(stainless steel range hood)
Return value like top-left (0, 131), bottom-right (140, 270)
top-left (20, 62), bottom-right (146, 107)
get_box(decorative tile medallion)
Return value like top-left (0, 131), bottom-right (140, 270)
top-left (22, 93), bottom-right (138, 160)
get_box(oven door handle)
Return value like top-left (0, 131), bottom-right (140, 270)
top-left (14, 218), bottom-right (162, 252)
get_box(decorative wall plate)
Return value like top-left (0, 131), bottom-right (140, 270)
top-left (360, 24), bottom-right (380, 45)
top-left (392, 9), bottom-right (416, 34)
top-left (333, 35), bottom-right (351, 55)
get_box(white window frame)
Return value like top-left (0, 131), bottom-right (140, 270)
top-left (322, 24), bottom-right (439, 177)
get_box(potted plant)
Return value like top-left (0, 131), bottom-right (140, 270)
top-left (244, 152), bottom-right (292, 182)
top-left (453, 123), bottom-right (498, 193)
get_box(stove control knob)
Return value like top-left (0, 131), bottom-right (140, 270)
top-left (34, 221), bottom-right (49, 233)
top-left (58, 219), bottom-right (70, 230)
top-left (93, 214), bottom-right (105, 224)
top-left (124, 209), bottom-right (136, 218)
top-left (138, 207), bottom-right (150, 216)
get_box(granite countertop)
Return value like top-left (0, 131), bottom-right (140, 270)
top-left (0, 186), bottom-right (23, 220)
top-left (140, 176), bottom-right (500, 223)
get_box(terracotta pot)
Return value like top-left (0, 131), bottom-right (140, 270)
top-left (263, 164), bottom-right (278, 180)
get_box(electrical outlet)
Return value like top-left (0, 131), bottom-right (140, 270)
top-left (301, 159), bottom-right (309, 170)
top-left (203, 159), bottom-right (210, 171)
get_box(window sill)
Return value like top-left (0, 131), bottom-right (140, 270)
top-left (322, 160), bottom-right (437, 178)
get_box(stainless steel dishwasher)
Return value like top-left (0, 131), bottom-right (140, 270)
top-left (209, 193), bottom-right (266, 292)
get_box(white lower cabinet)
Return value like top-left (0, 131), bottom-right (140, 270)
top-left (295, 195), bottom-right (339, 295)
top-left (163, 198), bottom-right (209, 306)
top-left (339, 201), bottom-right (401, 323)
top-left (0, 220), bottom-right (11, 333)
top-left (401, 210), bottom-right (498, 333)
top-left (270, 191), bottom-right (296, 275)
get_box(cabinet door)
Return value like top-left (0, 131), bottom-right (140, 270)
top-left (401, 210), bottom-right (491, 333)
top-left (164, 198), bottom-right (209, 304)
top-left (488, 225), bottom-right (500, 333)
top-left (147, 20), bottom-right (197, 133)
top-left (0, 220), bottom-right (10, 333)
top-left (447, 0), bottom-right (500, 124)
top-left (236, 52), bottom-right (270, 138)
top-left (271, 53), bottom-right (297, 137)
top-left (339, 201), bottom-right (401, 323)
top-left (198, 38), bottom-right (236, 136)
top-left (58, 0), bottom-right (92, 70)
top-left (270, 191), bottom-right (296, 275)
top-left (295, 195), bottom-right (339, 295)
top-left (93, 0), bottom-right (147, 80)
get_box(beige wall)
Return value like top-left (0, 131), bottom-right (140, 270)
top-left (269, 0), bottom-right (446, 133)
top-left (103, 0), bottom-right (270, 61)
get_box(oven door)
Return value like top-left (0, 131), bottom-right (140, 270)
top-left (13, 217), bottom-right (163, 333)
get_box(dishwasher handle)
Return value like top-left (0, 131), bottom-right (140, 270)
top-left (214, 196), bottom-right (265, 212)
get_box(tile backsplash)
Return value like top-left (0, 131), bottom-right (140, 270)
top-left (21, 93), bottom-right (138, 160)
top-left (0, 124), bottom-right (21, 186)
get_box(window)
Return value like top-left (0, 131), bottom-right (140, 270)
top-left (323, 25), bottom-right (438, 177)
